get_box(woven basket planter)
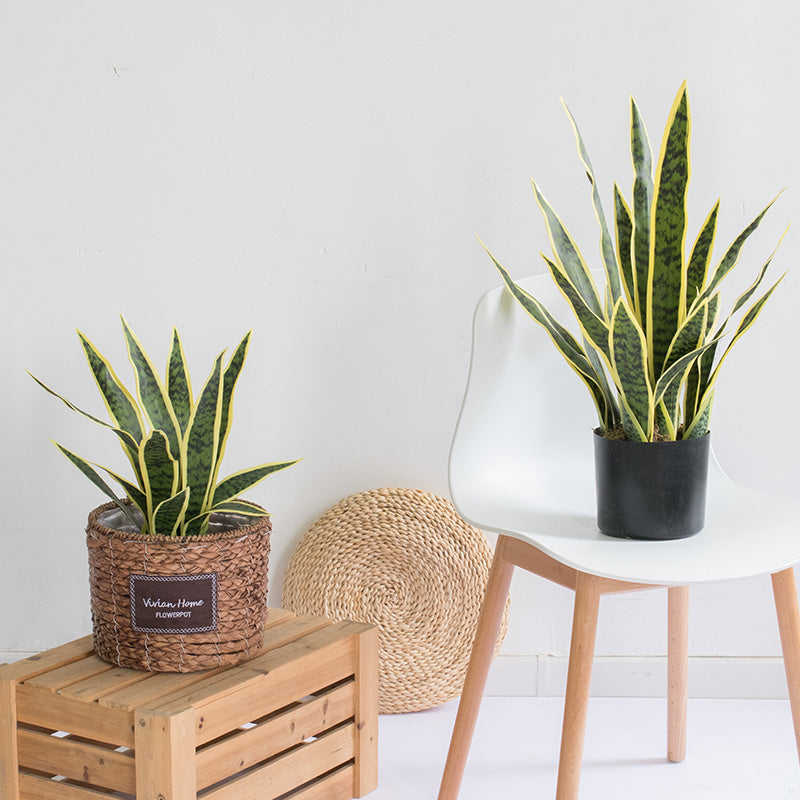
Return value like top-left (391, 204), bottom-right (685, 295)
top-left (86, 500), bottom-right (271, 673)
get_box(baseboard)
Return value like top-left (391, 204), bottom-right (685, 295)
top-left (484, 655), bottom-right (790, 699)
top-left (1, 650), bottom-right (788, 699)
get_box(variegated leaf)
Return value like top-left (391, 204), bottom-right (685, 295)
top-left (684, 388), bottom-right (714, 439)
top-left (166, 328), bottom-right (192, 435)
top-left (609, 299), bottom-right (653, 440)
top-left (696, 193), bottom-right (781, 307)
top-left (614, 184), bottom-right (637, 317)
top-left (96, 465), bottom-right (148, 522)
top-left (630, 97), bottom-right (653, 338)
top-left (647, 81), bottom-right (691, 378)
top-left (703, 275), bottom-right (785, 394)
top-left (184, 352), bottom-right (224, 525)
top-left (685, 201), bottom-right (719, 310)
top-left (562, 100), bottom-right (622, 303)
top-left (78, 331), bottom-right (145, 445)
top-left (211, 331), bottom-right (251, 489)
top-left (120, 316), bottom-right (182, 461)
top-left (54, 443), bottom-right (140, 527)
top-left (212, 460), bottom-right (300, 507)
top-left (138, 430), bottom-right (178, 530)
top-left (543, 254), bottom-right (611, 360)
top-left (486, 245), bottom-right (615, 428)
top-left (531, 180), bottom-right (605, 319)
top-left (153, 488), bottom-right (190, 537)
top-left (210, 499), bottom-right (270, 517)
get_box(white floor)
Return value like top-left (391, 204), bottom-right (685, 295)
top-left (370, 696), bottom-right (800, 799)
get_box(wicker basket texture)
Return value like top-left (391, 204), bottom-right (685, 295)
top-left (282, 487), bottom-right (509, 713)
top-left (86, 500), bottom-right (271, 673)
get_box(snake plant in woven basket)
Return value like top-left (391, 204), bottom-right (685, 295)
top-left (485, 81), bottom-right (786, 442)
top-left (30, 320), bottom-right (298, 536)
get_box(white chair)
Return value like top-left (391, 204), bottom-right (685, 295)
top-left (438, 274), bottom-right (800, 799)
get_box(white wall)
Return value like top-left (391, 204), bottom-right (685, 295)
top-left (2, 1), bottom-right (799, 694)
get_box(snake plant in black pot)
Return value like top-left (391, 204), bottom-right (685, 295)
top-left (484, 82), bottom-right (786, 540)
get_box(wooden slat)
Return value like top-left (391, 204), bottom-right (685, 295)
top-left (196, 681), bottom-right (356, 790)
top-left (262, 608), bottom-right (298, 628)
top-left (286, 764), bottom-right (356, 800)
top-left (0, 637), bottom-right (95, 683)
top-left (98, 664), bottom-right (228, 711)
top-left (148, 616), bottom-right (337, 714)
top-left (200, 723), bottom-right (355, 800)
top-left (18, 728), bottom-right (135, 794)
top-left (353, 625), bottom-right (378, 796)
top-left (58, 666), bottom-right (149, 702)
top-left (19, 772), bottom-right (116, 800)
top-left (25, 656), bottom-right (112, 693)
top-left (0, 677), bottom-right (20, 798)
top-left (135, 708), bottom-right (197, 800)
top-left (173, 625), bottom-right (361, 746)
top-left (99, 614), bottom-right (329, 712)
top-left (16, 685), bottom-right (135, 749)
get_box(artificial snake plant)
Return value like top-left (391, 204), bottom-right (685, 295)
top-left (485, 81), bottom-right (786, 442)
top-left (30, 320), bottom-right (299, 536)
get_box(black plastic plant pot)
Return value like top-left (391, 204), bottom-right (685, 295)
top-left (593, 429), bottom-right (711, 540)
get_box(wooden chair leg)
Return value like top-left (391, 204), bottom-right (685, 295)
top-left (438, 535), bottom-right (514, 800)
top-left (667, 585), bottom-right (689, 763)
top-left (771, 567), bottom-right (800, 762)
top-left (556, 571), bottom-right (602, 800)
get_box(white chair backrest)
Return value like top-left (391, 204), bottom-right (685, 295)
top-left (449, 273), bottom-right (602, 524)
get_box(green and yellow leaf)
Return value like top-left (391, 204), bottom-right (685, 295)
top-left (166, 328), bottom-right (192, 435)
top-left (531, 180), bottom-right (605, 319)
top-left (647, 81), bottom-right (691, 378)
top-left (212, 460), bottom-right (301, 508)
top-left (562, 100), bottom-right (622, 303)
top-left (153, 488), bottom-right (190, 537)
top-left (609, 299), bottom-right (653, 440)
top-left (54, 443), bottom-right (140, 527)
top-left (121, 316), bottom-right (183, 460)
top-left (630, 97), bottom-right (654, 337)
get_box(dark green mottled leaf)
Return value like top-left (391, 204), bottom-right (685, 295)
top-left (543, 254), bottom-right (610, 360)
top-left (610, 299), bottom-right (652, 440)
top-left (697, 194), bottom-right (781, 306)
top-left (684, 389), bottom-right (714, 439)
top-left (120, 316), bottom-right (182, 461)
top-left (139, 430), bottom-right (178, 528)
top-left (54, 443), bottom-right (140, 527)
top-left (184, 353), bottom-right (224, 523)
top-left (630, 97), bottom-right (653, 339)
top-left (153, 488), bottom-right (190, 537)
top-left (211, 331), bottom-right (251, 488)
top-left (685, 201), bottom-right (719, 309)
top-left (648, 82), bottom-right (690, 377)
top-left (166, 328), bottom-right (192, 435)
top-left (614, 184), bottom-right (636, 316)
top-left (531, 180), bottom-right (604, 318)
top-left (212, 460), bottom-right (300, 507)
top-left (562, 100), bottom-right (622, 303)
top-left (485, 245), bottom-right (615, 429)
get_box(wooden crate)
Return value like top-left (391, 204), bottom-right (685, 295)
top-left (0, 608), bottom-right (378, 800)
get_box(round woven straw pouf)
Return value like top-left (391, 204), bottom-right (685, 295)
top-left (86, 500), bottom-right (271, 673)
top-left (281, 488), bottom-right (509, 713)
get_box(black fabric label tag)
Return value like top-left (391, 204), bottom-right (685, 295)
top-left (130, 573), bottom-right (218, 634)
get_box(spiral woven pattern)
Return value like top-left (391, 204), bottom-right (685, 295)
top-left (282, 488), bottom-right (509, 713)
top-left (86, 501), bottom-right (271, 673)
